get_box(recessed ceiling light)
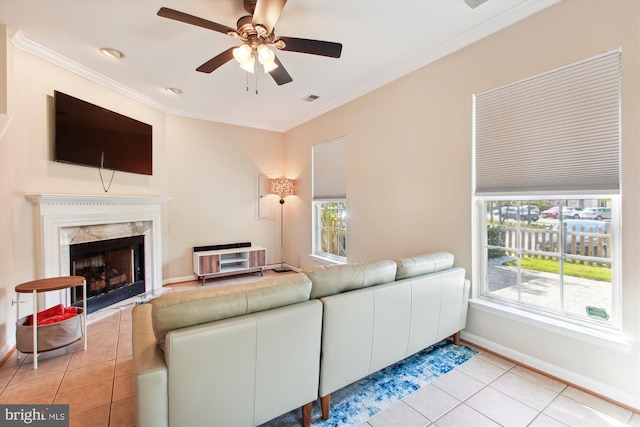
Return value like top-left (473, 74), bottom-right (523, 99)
top-left (164, 87), bottom-right (182, 95)
top-left (302, 94), bottom-right (319, 102)
top-left (99, 47), bottom-right (125, 60)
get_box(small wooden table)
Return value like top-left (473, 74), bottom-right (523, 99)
top-left (15, 276), bottom-right (87, 369)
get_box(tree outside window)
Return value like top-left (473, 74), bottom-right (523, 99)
top-left (313, 201), bottom-right (347, 261)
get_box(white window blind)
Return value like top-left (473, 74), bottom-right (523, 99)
top-left (474, 49), bottom-right (621, 196)
top-left (313, 137), bottom-right (346, 199)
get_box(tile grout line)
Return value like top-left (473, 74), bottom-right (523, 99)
top-left (481, 357), bottom-right (571, 426)
top-left (463, 339), bottom-right (638, 415)
top-left (430, 355), bottom-right (544, 427)
top-left (107, 308), bottom-right (120, 427)
top-left (52, 346), bottom-right (74, 403)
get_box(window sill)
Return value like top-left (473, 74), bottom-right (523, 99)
top-left (469, 298), bottom-right (631, 354)
top-left (309, 254), bottom-right (347, 266)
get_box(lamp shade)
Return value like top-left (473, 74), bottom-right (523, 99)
top-left (271, 178), bottom-right (295, 198)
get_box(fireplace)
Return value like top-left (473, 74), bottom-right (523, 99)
top-left (70, 235), bottom-right (146, 313)
top-left (28, 194), bottom-right (168, 312)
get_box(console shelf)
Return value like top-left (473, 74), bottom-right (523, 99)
top-left (193, 246), bottom-right (266, 285)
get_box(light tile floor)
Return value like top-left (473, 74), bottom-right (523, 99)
top-left (364, 352), bottom-right (640, 427)
top-left (0, 271), bottom-right (638, 427)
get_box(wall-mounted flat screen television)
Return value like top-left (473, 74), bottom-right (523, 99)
top-left (54, 90), bottom-right (153, 175)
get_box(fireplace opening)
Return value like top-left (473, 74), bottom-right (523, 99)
top-left (70, 235), bottom-right (145, 313)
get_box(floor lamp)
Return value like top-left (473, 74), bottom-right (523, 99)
top-left (271, 177), bottom-right (295, 273)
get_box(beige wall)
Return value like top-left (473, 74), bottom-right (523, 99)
top-left (283, 0), bottom-right (639, 408)
top-left (163, 114), bottom-right (284, 281)
top-left (0, 30), bottom-right (284, 357)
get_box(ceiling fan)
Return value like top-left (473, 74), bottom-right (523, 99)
top-left (157, 0), bottom-right (343, 86)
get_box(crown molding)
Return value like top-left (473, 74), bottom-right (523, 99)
top-left (284, 0), bottom-right (561, 131)
top-left (7, 0), bottom-right (560, 134)
top-left (9, 29), bottom-right (288, 132)
top-left (10, 31), bottom-right (168, 115)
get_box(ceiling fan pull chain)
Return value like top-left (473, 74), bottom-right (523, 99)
top-left (245, 72), bottom-right (249, 92)
top-left (255, 71), bottom-right (258, 95)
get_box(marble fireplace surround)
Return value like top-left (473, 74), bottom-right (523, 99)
top-left (27, 194), bottom-right (169, 307)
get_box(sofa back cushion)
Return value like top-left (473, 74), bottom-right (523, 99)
top-left (395, 251), bottom-right (454, 280)
top-left (151, 273), bottom-right (312, 350)
top-left (304, 260), bottom-right (397, 299)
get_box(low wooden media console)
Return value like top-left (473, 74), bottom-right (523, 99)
top-left (193, 243), bottom-right (266, 285)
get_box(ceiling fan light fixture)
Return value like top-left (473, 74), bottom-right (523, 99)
top-left (238, 54), bottom-right (255, 73)
top-left (257, 44), bottom-right (274, 62)
top-left (257, 44), bottom-right (277, 72)
top-left (262, 60), bottom-right (278, 73)
top-left (233, 43), bottom-right (253, 63)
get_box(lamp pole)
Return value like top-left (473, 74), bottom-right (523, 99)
top-left (275, 197), bottom-right (289, 272)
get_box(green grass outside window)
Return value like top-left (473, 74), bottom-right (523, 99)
top-left (503, 258), bottom-right (611, 282)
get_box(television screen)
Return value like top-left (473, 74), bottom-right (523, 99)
top-left (54, 91), bottom-right (153, 175)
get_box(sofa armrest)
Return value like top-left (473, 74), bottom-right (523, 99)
top-left (436, 268), bottom-right (469, 341)
top-left (133, 304), bottom-right (168, 427)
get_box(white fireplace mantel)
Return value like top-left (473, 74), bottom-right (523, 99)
top-left (27, 194), bottom-right (169, 306)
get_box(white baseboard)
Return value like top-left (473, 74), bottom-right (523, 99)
top-left (163, 275), bottom-right (197, 285)
top-left (461, 331), bottom-right (639, 411)
top-left (0, 340), bottom-right (16, 365)
top-left (265, 263), bottom-right (300, 272)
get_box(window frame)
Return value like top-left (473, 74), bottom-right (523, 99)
top-left (474, 196), bottom-right (622, 333)
top-left (311, 199), bottom-right (347, 264)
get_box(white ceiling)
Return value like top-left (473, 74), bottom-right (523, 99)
top-left (0, 0), bottom-right (558, 132)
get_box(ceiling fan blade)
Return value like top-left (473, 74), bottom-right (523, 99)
top-left (157, 7), bottom-right (236, 36)
top-left (269, 55), bottom-right (293, 86)
top-left (275, 37), bottom-right (342, 58)
top-left (252, 0), bottom-right (287, 35)
top-left (196, 47), bottom-right (236, 73)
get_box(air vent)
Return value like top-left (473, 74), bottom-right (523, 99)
top-left (302, 94), bottom-right (320, 102)
top-left (464, 0), bottom-right (488, 9)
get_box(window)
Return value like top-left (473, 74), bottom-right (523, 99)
top-left (313, 201), bottom-right (347, 260)
top-left (480, 198), bottom-right (619, 328)
top-left (473, 50), bottom-right (621, 331)
top-left (312, 138), bottom-right (347, 262)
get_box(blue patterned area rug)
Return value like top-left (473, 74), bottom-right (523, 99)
top-left (261, 340), bottom-right (478, 427)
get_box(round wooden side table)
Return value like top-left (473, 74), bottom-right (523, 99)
top-left (15, 276), bottom-right (87, 369)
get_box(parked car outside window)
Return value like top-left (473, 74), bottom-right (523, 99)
top-left (563, 207), bottom-right (583, 219)
top-left (580, 207), bottom-right (612, 220)
top-left (503, 205), bottom-right (539, 221)
top-left (542, 219), bottom-right (610, 257)
top-left (541, 206), bottom-right (559, 218)
top-left (540, 206), bottom-right (582, 219)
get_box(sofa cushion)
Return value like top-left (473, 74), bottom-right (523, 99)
top-left (304, 260), bottom-right (397, 299)
top-left (395, 252), bottom-right (454, 280)
top-left (151, 273), bottom-right (312, 350)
